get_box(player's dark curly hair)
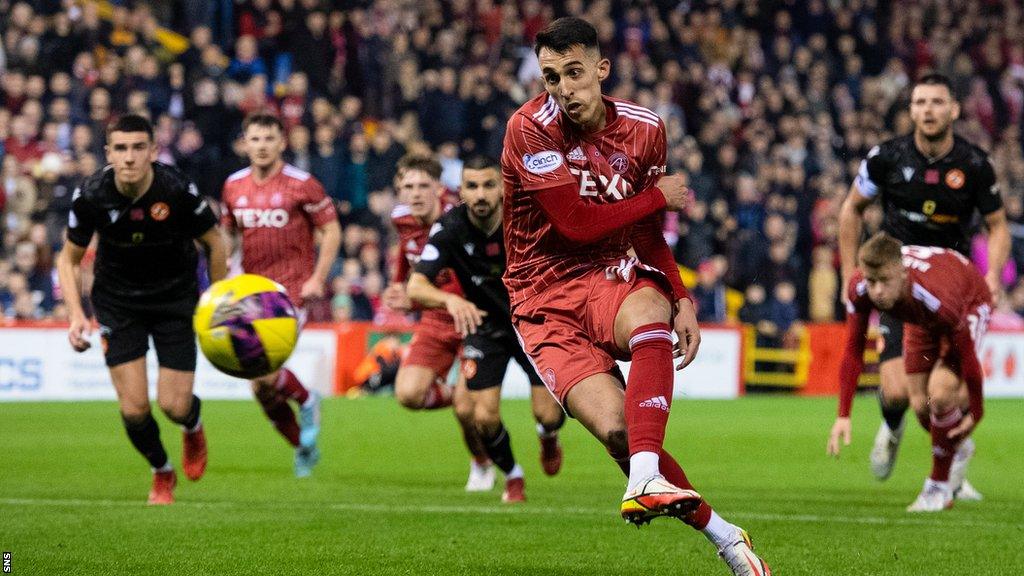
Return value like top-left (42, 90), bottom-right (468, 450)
top-left (858, 232), bottom-right (903, 270)
top-left (107, 114), bottom-right (154, 141)
top-left (534, 17), bottom-right (599, 56)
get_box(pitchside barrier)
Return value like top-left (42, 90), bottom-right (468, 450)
top-left (0, 322), bottom-right (1021, 400)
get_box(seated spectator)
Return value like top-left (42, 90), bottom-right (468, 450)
top-left (808, 245), bottom-right (838, 322)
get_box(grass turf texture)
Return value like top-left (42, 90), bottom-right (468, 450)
top-left (1, 396), bottom-right (1022, 575)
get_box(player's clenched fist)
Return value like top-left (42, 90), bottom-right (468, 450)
top-left (656, 174), bottom-right (694, 211)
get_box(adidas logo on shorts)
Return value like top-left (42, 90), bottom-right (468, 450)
top-left (638, 396), bottom-right (669, 412)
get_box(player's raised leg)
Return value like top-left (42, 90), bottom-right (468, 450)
top-left (566, 376), bottom-right (770, 574)
top-left (251, 372), bottom-right (319, 478)
top-left (611, 286), bottom-right (697, 521)
top-left (111, 358), bottom-right (176, 505)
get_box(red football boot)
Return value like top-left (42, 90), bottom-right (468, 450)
top-left (182, 426), bottom-right (208, 481)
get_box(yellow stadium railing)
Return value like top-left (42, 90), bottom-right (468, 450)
top-left (744, 325), bottom-right (880, 389)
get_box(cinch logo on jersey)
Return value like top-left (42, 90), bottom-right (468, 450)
top-left (522, 151), bottom-right (564, 174)
top-left (233, 208), bottom-right (290, 228)
top-left (570, 168), bottom-right (634, 199)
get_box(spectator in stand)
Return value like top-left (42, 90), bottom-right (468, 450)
top-left (692, 260), bottom-right (727, 324)
top-left (808, 245), bottom-right (839, 323)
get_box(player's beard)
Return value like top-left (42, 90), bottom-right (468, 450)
top-left (470, 201), bottom-right (496, 220)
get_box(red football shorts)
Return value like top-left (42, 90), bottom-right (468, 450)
top-left (512, 264), bottom-right (670, 405)
top-left (402, 310), bottom-right (462, 378)
top-left (903, 302), bottom-right (989, 375)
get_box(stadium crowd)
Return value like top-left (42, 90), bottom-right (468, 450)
top-left (3, 0), bottom-right (1024, 336)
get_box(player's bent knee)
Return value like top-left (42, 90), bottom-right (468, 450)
top-left (120, 405), bottom-right (151, 422)
top-left (604, 428), bottom-right (629, 460)
top-left (157, 396), bottom-right (190, 421)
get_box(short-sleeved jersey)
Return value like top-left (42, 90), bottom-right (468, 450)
top-left (415, 204), bottom-right (510, 332)
top-left (501, 93), bottom-right (667, 308)
top-left (855, 135), bottom-right (1001, 254)
top-left (67, 162), bottom-right (217, 302)
top-left (221, 164), bottom-right (337, 305)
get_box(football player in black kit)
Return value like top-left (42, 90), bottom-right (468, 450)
top-left (55, 115), bottom-right (228, 505)
top-left (837, 74), bottom-right (1009, 500)
top-left (407, 156), bottom-right (566, 504)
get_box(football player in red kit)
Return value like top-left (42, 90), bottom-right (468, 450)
top-left (382, 154), bottom-right (493, 492)
top-left (828, 232), bottom-right (990, 512)
top-left (501, 17), bottom-right (770, 575)
top-left (221, 114), bottom-right (341, 478)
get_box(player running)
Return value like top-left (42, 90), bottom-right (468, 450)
top-left (56, 114), bottom-right (228, 504)
top-left (501, 18), bottom-right (770, 575)
top-left (407, 155), bottom-right (566, 503)
top-left (383, 153), bottom-right (494, 491)
top-left (221, 113), bottom-right (341, 478)
top-left (839, 74), bottom-right (1008, 494)
top-left (828, 233), bottom-right (990, 512)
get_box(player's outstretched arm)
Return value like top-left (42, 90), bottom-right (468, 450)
top-left (830, 306), bottom-right (870, 456)
top-left (827, 417), bottom-right (852, 457)
top-left (197, 226), bottom-right (229, 283)
top-left (407, 272), bottom-right (486, 336)
top-left (302, 220), bottom-right (341, 300)
top-left (55, 240), bottom-right (91, 352)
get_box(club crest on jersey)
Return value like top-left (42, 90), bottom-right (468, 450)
top-left (567, 147), bottom-right (586, 162)
top-left (945, 169), bottom-right (965, 189)
top-left (271, 192), bottom-right (283, 206)
top-left (236, 196), bottom-right (249, 207)
top-left (150, 202), bottom-right (170, 221)
top-left (608, 152), bottom-right (629, 174)
top-left (522, 150), bottom-right (564, 175)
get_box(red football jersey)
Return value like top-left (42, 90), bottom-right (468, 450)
top-left (221, 164), bottom-right (337, 306)
top-left (391, 198), bottom-right (462, 323)
top-left (839, 246), bottom-right (991, 417)
top-left (500, 93), bottom-right (672, 308)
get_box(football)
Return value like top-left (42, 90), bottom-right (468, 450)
top-left (193, 274), bottom-right (299, 379)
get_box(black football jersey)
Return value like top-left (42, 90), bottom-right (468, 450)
top-left (855, 134), bottom-right (1002, 254)
top-left (415, 204), bottom-right (511, 331)
top-left (67, 162), bottom-right (218, 301)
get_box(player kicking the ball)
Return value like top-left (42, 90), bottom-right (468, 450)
top-left (501, 18), bottom-right (770, 575)
top-left (57, 115), bottom-right (228, 504)
top-left (407, 155), bottom-right (566, 503)
top-left (828, 233), bottom-right (990, 512)
top-left (221, 114), bottom-right (341, 477)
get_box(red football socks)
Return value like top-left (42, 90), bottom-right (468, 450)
top-left (257, 393), bottom-right (300, 447)
top-left (276, 368), bottom-right (310, 405)
top-left (624, 323), bottom-right (675, 455)
top-left (929, 409), bottom-right (962, 482)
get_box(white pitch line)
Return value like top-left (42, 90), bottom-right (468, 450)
top-left (0, 498), bottom-right (1015, 529)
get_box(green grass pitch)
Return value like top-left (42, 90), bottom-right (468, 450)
top-left (1, 396), bottom-right (1022, 575)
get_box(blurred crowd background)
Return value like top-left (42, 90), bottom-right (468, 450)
top-left (3, 0), bottom-right (1024, 342)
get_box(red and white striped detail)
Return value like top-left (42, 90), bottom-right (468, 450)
top-left (532, 96), bottom-right (560, 126)
top-left (930, 408), bottom-right (962, 428)
top-left (615, 101), bottom-right (660, 127)
top-left (628, 328), bottom-right (673, 350)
